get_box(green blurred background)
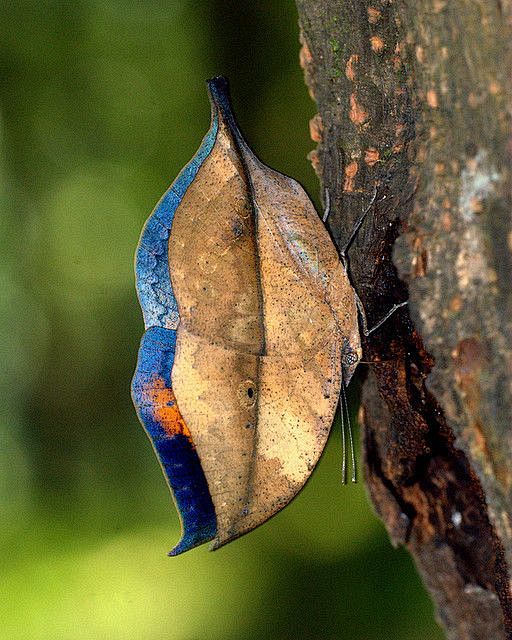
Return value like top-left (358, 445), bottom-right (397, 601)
top-left (1, 2), bottom-right (443, 639)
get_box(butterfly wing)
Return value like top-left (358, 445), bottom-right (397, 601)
top-left (131, 107), bottom-right (220, 555)
top-left (131, 327), bottom-right (216, 555)
top-left (168, 78), bottom-right (361, 548)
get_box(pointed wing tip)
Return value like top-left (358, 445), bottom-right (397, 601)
top-left (206, 75), bottom-right (229, 94)
top-left (206, 76), bottom-right (230, 106)
top-left (167, 542), bottom-right (189, 557)
top-left (168, 528), bottom-right (217, 557)
top-left (167, 546), bottom-right (184, 557)
top-left (205, 76), bottom-right (238, 132)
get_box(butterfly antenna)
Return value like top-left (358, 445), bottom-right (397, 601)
top-left (341, 380), bottom-right (357, 483)
top-left (339, 385), bottom-right (347, 485)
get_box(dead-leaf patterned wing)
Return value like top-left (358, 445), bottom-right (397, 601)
top-left (168, 77), bottom-right (361, 549)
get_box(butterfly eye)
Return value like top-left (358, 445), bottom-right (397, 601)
top-left (342, 351), bottom-right (359, 367)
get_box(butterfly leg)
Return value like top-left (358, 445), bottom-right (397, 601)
top-left (323, 186), bottom-right (380, 268)
top-left (337, 295), bottom-right (407, 486)
top-left (339, 186), bottom-right (379, 263)
top-left (354, 291), bottom-right (408, 337)
top-left (322, 186), bottom-right (407, 334)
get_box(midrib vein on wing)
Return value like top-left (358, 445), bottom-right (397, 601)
top-left (227, 131), bottom-right (266, 536)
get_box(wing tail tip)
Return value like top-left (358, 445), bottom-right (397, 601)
top-left (168, 526), bottom-right (217, 557)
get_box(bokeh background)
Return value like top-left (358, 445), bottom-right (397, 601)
top-left (1, 2), bottom-right (444, 639)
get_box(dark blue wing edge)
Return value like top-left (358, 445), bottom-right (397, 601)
top-left (132, 97), bottom-right (220, 554)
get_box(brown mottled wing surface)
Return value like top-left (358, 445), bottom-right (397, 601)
top-left (168, 78), bottom-right (360, 548)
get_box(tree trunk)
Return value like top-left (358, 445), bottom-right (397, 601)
top-left (295, 1), bottom-right (512, 638)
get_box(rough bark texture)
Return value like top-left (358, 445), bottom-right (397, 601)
top-left (295, 1), bottom-right (512, 638)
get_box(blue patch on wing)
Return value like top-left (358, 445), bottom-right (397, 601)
top-left (131, 327), bottom-right (217, 555)
top-left (135, 115), bottom-right (219, 329)
top-left (133, 114), bottom-right (219, 553)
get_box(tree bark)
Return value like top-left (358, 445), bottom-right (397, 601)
top-left (295, 1), bottom-right (512, 638)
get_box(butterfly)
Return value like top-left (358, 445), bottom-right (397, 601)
top-left (132, 76), bottom-right (374, 556)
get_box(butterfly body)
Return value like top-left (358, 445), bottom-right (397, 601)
top-left (132, 77), bottom-right (361, 554)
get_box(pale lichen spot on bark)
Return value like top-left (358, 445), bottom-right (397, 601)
top-left (367, 7), bottom-right (381, 24)
top-left (454, 150), bottom-right (501, 290)
top-left (343, 161), bottom-right (359, 192)
top-left (449, 296), bottom-right (462, 312)
top-left (415, 45), bottom-right (425, 64)
top-left (456, 228), bottom-right (490, 289)
top-left (489, 81), bottom-right (501, 96)
top-left (427, 89), bottom-right (439, 108)
top-left (441, 211), bottom-right (452, 232)
top-left (299, 32), bottom-right (315, 100)
top-left (349, 93), bottom-right (369, 127)
top-left (307, 149), bottom-right (320, 176)
top-left (459, 149), bottom-right (499, 222)
top-left (412, 236), bottom-right (428, 277)
top-left (309, 114), bottom-right (323, 143)
top-left (345, 54), bottom-right (359, 81)
top-left (370, 35), bottom-right (385, 54)
top-left (299, 34), bottom-right (312, 69)
top-left (364, 148), bottom-right (380, 166)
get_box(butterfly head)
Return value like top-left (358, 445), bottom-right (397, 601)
top-left (341, 340), bottom-right (361, 386)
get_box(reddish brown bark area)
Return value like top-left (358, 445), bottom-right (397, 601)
top-left (296, 1), bottom-right (512, 638)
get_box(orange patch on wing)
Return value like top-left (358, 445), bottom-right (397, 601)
top-left (145, 377), bottom-right (192, 438)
